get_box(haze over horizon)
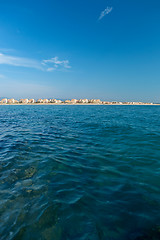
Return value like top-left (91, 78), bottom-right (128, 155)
top-left (0, 0), bottom-right (160, 102)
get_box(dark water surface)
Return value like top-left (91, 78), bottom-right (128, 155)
top-left (1, 105), bottom-right (160, 240)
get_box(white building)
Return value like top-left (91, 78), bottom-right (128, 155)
top-left (1, 98), bottom-right (8, 104)
top-left (37, 99), bottom-right (43, 103)
top-left (28, 99), bottom-right (35, 103)
top-left (43, 99), bottom-right (49, 103)
top-left (8, 98), bottom-right (15, 104)
top-left (71, 99), bottom-right (78, 104)
top-left (19, 99), bottom-right (29, 104)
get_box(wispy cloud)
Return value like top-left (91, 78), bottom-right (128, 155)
top-left (0, 53), bottom-right (71, 72)
top-left (0, 48), bottom-right (15, 53)
top-left (42, 57), bottom-right (71, 72)
top-left (99, 6), bottom-right (113, 20)
top-left (0, 74), bottom-right (5, 79)
top-left (0, 53), bottom-right (42, 70)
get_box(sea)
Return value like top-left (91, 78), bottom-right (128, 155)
top-left (0, 105), bottom-right (160, 240)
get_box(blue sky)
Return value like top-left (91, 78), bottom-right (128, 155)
top-left (0, 0), bottom-right (160, 102)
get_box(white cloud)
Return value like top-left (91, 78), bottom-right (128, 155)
top-left (99, 6), bottom-right (113, 20)
top-left (42, 57), bottom-right (71, 72)
top-left (0, 53), bottom-right (42, 70)
top-left (0, 53), bottom-right (71, 72)
top-left (46, 67), bottom-right (55, 72)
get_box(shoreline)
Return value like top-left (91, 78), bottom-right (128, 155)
top-left (0, 103), bottom-right (159, 106)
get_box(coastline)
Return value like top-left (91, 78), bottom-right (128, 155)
top-left (0, 103), bottom-right (159, 106)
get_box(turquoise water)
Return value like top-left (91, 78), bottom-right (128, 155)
top-left (1, 105), bottom-right (160, 240)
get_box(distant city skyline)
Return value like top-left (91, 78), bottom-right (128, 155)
top-left (0, 0), bottom-right (160, 102)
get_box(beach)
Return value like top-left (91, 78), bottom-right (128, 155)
top-left (0, 103), bottom-right (158, 106)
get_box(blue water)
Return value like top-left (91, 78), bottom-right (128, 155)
top-left (1, 105), bottom-right (160, 240)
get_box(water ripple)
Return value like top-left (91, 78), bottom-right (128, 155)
top-left (1, 105), bottom-right (160, 239)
